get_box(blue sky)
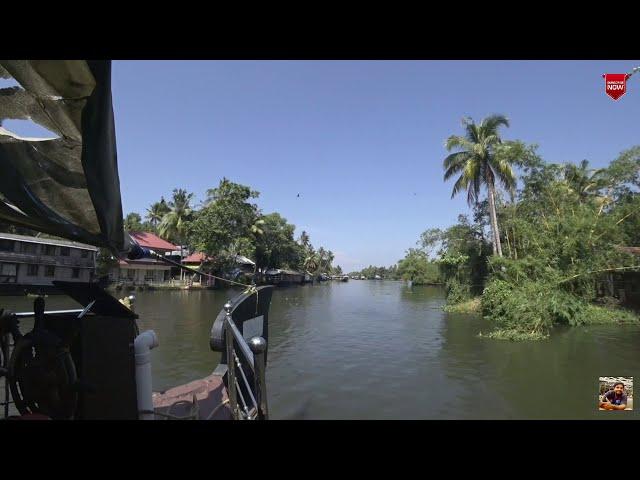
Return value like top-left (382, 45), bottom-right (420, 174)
top-left (3, 61), bottom-right (639, 272)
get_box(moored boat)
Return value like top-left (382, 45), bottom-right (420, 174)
top-left (264, 268), bottom-right (305, 286)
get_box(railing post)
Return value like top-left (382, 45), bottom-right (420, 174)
top-left (1, 330), bottom-right (9, 418)
top-left (224, 302), bottom-right (238, 419)
top-left (248, 336), bottom-right (268, 420)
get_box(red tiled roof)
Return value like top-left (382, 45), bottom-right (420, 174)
top-left (183, 252), bottom-right (213, 264)
top-left (128, 231), bottom-right (178, 252)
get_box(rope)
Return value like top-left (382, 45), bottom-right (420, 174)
top-left (147, 250), bottom-right (261, 314)
top-left (557, 265), bottom-right (640, 284)
top-left (149, 251), bottom-right (251, 288)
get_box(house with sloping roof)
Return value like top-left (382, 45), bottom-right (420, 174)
top-left (182, 252), bottom-right (256, 285)
top-left (182, 251), bottom-right (214, 286)
top-left (109, 231), bottom-right (178, 285)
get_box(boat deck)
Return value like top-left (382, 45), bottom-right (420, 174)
top-left (152, 373), bottom-right (233, 420)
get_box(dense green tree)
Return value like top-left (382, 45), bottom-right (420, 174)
top-left (253, 213), bottom-right (302, 270)
top-left (187, 180), bottom-right (259, 257)
top-left (96, 248), bottom-right (118, 276)
top-left (124, 212), bottom-right (144, 231)
top-left (397, 248), bottom-right (440, 284)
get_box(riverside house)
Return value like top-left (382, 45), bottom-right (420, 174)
top-left (181, 253), bottom-right (256, 286)
top-left (0, 232), bottom-right (97, 295)
top-left (109, 231), bottom-right (178, 286)
top-left (183, 251), bottom-right (214, 286)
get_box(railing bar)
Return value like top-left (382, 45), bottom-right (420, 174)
top-left (2, 335), bottom-right (9, 418)
top-left (225, 318), bottom-right (238, 419)
top-left (226, 319), bottom-right (254, 371)
top-left (14, 309), bottom-right (85, 318)
top-left (234, 378), bottom-right (250, 418)
top-left (233, 351), bottom-right (258, 410)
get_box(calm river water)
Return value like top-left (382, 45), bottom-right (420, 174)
top-left (3, 280), bottom-right (639, 419)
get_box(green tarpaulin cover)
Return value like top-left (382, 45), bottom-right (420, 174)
top-left (0, 60), bottom-right (125, 254)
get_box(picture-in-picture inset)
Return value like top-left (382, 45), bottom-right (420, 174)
top-left (599, 377), bottom-right (633, 411)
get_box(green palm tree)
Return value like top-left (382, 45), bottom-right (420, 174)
top-left (158, 189), bottom-right (194, 246)
top-left (563, 160), bottom-right (606, 199)
top-left (299, 231), bottom-right (310, 249)
top-left (303, 251), bottom-right (320, 274)
top-left (146, 197), bottom-right (170, 228)
top-left (443, 115), bottom-right (516, 257)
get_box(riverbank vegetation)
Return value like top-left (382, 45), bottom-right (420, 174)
top-left (442, 297), bottom-right (481, 314)
top-left (437, 115), bottom-right (639, 339)
top-left (397, 115), bottom-right (640, 340)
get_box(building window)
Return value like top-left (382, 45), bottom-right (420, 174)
top-left (26, 264), bottom-right (39, 276)
top-left (43, 244), bottom-right (57, 256)
top-left (72, 268), bottom-right (80, 279)
top-left (60, 247), bottom-right (70, 256)
top-left (1, 263), bottom-right (17, 275)
top-left (81, 250), bottom-right (88, 258)
top-left (0, 239), bottom-right (15, 252)
top-left (21, 243), bottom-right (38, 254)
top-left (44, 265), bottom-right (55, 277)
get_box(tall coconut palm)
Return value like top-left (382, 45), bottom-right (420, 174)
top-left (303, 251), bottom-right (320, 274)
top-left (298, 230), bottom-right (310, 249)
top-left (443, 115), bottom-right (516, 257)
top-left (158, 189), bottom-right (194, 280)
top-left (158, 189), bottom-right (194, 246)
top-left (146, 197), bottom-right (170, 228)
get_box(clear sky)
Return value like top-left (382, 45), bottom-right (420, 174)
top-left (4, 60), bottom-right (639, 272)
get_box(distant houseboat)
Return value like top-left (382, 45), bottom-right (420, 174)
top-left (264, 268), bottom-right (305, 286)
top-left (0, 233), bottom-right (97, 295)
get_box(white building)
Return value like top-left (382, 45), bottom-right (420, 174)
top-left (108, 231), bottom-right (177, 285)
top-left (0, 232), bottom-right (97, 292)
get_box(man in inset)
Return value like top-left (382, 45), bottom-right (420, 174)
top-left (599, 382), bottom-right (628, 410)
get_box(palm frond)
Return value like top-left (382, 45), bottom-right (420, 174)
top-left (445, 135), bottom-right (475, 152)
top-left (491, 156), bottom-right (517, 190)
top-left (444, 159), bottom-right (470, 182)
top-left (450, 174), bottom-right (470, 199)
top-left (465, 121), bottom-right (480, 143)
top-left (443, 151), bottom-right (471, 171)
top-left (481, 114), bottom-right (509, 134)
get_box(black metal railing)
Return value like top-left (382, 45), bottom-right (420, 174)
top-left (210, 285), bottom-right (273, 420)
top-left (223, 302), bottom-right (268, 420)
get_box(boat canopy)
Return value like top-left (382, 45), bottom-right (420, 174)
top-left (0, 60), bottom-right (126, 254)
